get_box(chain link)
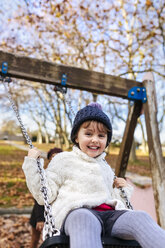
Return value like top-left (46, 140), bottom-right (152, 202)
top-left (2, 80), bottom-right (33, 148)
top-left (103, 159), bottom-right (133, 210)
top-left (114, 176), bottom-right (133, 210)
top-left (62, 92), bottom-right (76, 118)
top-left (55, 86), bottom-right (76, 118)
top-left (1, 78), bottom-right (60, 238)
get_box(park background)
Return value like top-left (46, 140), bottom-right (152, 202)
top-left (0, 0), bottom-right (165, 247)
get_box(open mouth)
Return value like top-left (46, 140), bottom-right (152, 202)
top-left (88, 146), bottom-right (99, 150)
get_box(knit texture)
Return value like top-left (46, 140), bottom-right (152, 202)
top-left (111, 210), bottom-right (165, 248)
top-left (65, 208), bottom-right (102, 248)
top-left (71, 103), bottom-right (112, 146)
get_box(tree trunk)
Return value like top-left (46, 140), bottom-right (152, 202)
top-left (62, 132), bottom-right (70, 149)
top-left (37, 130), bottom-right (42, 144)
top-left (44, 132), bottom-right (49, 144)
top-left (138, 118), bottom-right (148, 153)
top-left (129, 139), bottom-right (137, 161)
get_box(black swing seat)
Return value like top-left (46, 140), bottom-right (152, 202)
top-left (40, 234), bottom-right (141, 248)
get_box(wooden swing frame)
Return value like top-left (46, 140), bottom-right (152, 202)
top-left (0, 50), bottom-right (164, 247)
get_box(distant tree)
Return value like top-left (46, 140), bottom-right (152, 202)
top-left (1, 119), bottom-right (21, 135)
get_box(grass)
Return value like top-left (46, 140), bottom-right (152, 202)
top-left (1, 161), bottom-right (23, 168)
top-left (0, 195), bottom-right (18, 206)
top-left (0, 177), bottom-right (26, 183)
top-left (0, 141), bottom-right (33, 207)
top-left (0, 145), bottom-right (18, 155)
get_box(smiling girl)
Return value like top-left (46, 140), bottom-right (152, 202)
top-left (22, 102), bottom-right (165, 248)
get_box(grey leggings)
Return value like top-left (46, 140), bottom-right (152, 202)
top-left (64, 208), bottom-right (165, 248)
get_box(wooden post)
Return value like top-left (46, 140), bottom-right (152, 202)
top-left (115, 101), bottom-right (142, 177)
top-left (143, 72), bottom-right (165, 228)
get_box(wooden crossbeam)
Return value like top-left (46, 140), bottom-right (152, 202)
top-left (0, 50), bottom-right (142, 99)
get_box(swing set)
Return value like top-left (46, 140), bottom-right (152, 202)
top-left (0, 50), bottom-right (164, 247)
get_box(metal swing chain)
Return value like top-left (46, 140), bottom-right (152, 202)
top-left (2, 80), bottom-right (33, 148)
top-left (1, 78), bottom-right (60, 238)
top-left (103, 159), bottom-right (133, 210)
top-left (55, 85), bottom-right (76, 118)
top-left (114, 176), bottom-right (133, 210)
top-left (55, 73), bottom-right (76, 118)
top-left (62, 91), bottom-right (76, 118)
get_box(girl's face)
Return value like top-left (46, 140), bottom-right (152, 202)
top-left (75, 121), bottom-right (107, 158)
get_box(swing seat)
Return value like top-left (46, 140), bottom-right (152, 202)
top-left (40, 234), bottom-right (141, 248)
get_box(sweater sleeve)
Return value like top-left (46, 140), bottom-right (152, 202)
top-left (22, 155), bottom-right (63, 205)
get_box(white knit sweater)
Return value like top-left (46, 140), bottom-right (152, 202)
top-left (22, 146), bottom-right (133, 230)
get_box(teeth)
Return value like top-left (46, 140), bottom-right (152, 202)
top-left (89, 147), bottom-right (98, 150)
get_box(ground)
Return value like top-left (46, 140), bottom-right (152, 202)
top-left (0, 215), bottom-right (31, 248)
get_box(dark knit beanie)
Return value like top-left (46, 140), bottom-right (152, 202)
top-left (71, 102), bottom-right (112, 147)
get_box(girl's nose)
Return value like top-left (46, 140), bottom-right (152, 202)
top-left (91, 136), bottom-right (98, 143)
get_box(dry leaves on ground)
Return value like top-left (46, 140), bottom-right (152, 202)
top-left (0, 215), bottom-right (43, 248)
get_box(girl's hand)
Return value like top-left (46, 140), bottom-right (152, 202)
top-left (36, 221), bottom-right (44, 232)
top-left (28, 147), bottom-right (41, 159)
top-left (114, 177), bottom-right (128, 188)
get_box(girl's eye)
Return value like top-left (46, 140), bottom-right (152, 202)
top-left (85, 132), bottom-right (92, 136)
top-left (99, 134), bottom-right (106, 138)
